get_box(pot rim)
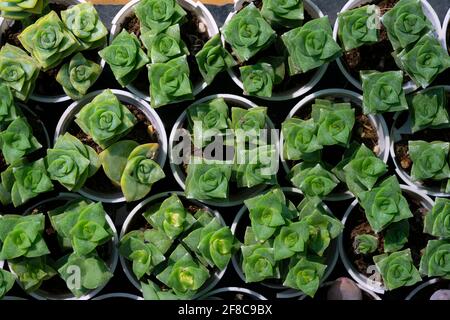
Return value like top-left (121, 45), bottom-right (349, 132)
top-left (405, 277), bottom-right (447, 300)
top-left (199, 286), bottom-right (268, 300)
top-left (169, 93), bottom-right (279, 207)
top-left (222, 0), bottom-right (327, 102)
top-left (338, 184), bottom-right (434, 295)
top-left (296, 279), bottom-right (382, 300)
top-left (119, 191), bottom-right (227, 300)
top-left (441, 9), bottom-right (450, 50)
top-left (279, 88), bottom-right (390, 201)
top-left (53, 89), bottom-right (168, 203)
top-left (93, 293), bottom-right (143, 300)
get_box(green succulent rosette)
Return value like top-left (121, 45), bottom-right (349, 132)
top-left (240, 63), bottom-right (275, 98)
top-left (99, 140), bottom-right (139, 185)
top-left (261, 0), bottom-right (304, 29)
top-left (8, 256), bottom-right (56, 293)
top-left (353, 234), bottom-right (378, 255)
top-left (419, 240), bottom-right (450, 279)
top-left (290, 163), bottom-right (339, 198)
top-left (424, 197), bottom-right (450, 238)
top-left (231, 106), bottom-right (268, 146)
top-left (241, 242), bottom-right (278, 283)
top-left (135, 0), bottom-right (187, 34)
top-left (0, 0), bottom-right (45, 20)
top-left (282, 118), bottom-right (322, 161)
top-left (410, 87), bottom-right (449, 133)
top-left (0, 269), bottom-right (15, 299)
top-left (0, 84), bottom-right (19, 130)
top-left (283, 256), bottom-right (327, 297)
top-left (408, 140), bottom-right (450, 182)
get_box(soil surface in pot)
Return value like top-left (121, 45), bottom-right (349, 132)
top-left (67, 103), bottom-right (160, 194)
top-left (408, 280), bottom-right (450, 300)
top-left (121, 9), bottom-right (209, 95)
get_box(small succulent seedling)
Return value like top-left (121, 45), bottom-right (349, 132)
top-left (283, 256), bottom-right (327, 298)
top-left (135, 0), bottom-right (187, 34)
top-left (8, 256), bottom-right (56, 292)
top-left (240, 63), bottom-right (275, 98)
top-left (0, 269), bottom-right (15, 299)
top-left (408, 140), bottom-right (450, 182)
top-left (410, 87), bottom-right (449, 133)
top-left (290, 162), bottom-right (339, 198)
top-left (353, 234), bottom-right (378, 255)
top-left (424, 197), bottom-right (450, 238)
top-left (419, 240), bottom-right (450, 279)
top-left (261, 0), bottom-right (304, 29)
top-left (231, 106), bottom-right (268, 146)
top-left (282, 118), bottom-right (322, 161)
top-left (242, 242), bottom-right (278, 283)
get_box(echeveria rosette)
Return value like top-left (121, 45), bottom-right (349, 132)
top-left (0, 117), bottom-right (41, 165)
top-left (283, 256), bottom-right (327, 297)
top-left (361, 71), bottom-right (409, 115)
top-left (0, 214), bottom-right (49, 260)
top-left (290, 163), bottom-right (339, 198)
top-left (18, 11), bottom-right (80, 70)
top-left (120, 144), bottom-right (164, 202)
top-left (0, 0), bottom-right (45, 20)
top-left (195, 34), bottom-right (236, 85)
top-left (99, 140), bottom-right (139, 185)
top-left (424, 198), bottom-right (450, 238)
top-left (282, 118), bottom-right (322, 161)
top-left (148, 55), bottom-right (194, 108)
top-left (241, 243), bottom-right (279, 283)
top-left (240, 63), bottom-right (274, 98)
top-left (135, 0), bottom-right (187, 34)
top-left (408, 140), bottom-right (450, 182)
top-left (58, 252), bottom-right (113, 298)
top-left (185, 158), bottom-right (232, 201)
top-left (337, 5), bottom-right (380, 51)
top-left (273, 221), bottom-right (309, 261)
top-left (8, 256), bottom-right (56, 292)
top-left (56, 53), bottom-right (102, 100)
top-left (61, 3), bottom-right (108, 51)
top-left (314, 102), bottom-right (355, 146)
top-left (419, 240), bottom-right (450, 279)
top-left (382, 0), bottom-right (433, 50)
top-left (75, 89), bottom-right (137, 149)
top-left (261, 0), bottom-right (304, 29)
top-left (353, 234), bottom-right (378, 255)
top-left (373, 249), bottom-right (421, 291)
top-left (0, 44), bottom-right (40, 102)
top-left (222, 3), bottom-right (276, 62)
top-left (384, 220), bottom-right (409, 253)
top-left (0, 269), bottom-right (15, 299)
top-left (396, 34), bottom-right (450, 88)
top-left (358, 176), bottom-right (413, 233)
top-left (410, 87), bottom-right (450, 133)
top-left (99, 30), bottom-right (149, 87)
top-left (0, 84), bottom-right (19, 130)
top-left (232, 106), bottom-right (268, 147)
top-left (141, 24), bottom-right (189, 64)
top-left (281, 17), bottom-right (342, 75)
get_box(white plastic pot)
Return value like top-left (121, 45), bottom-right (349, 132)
top-left (54, 89), bottom-right (168, 203)
top-left (297, 280), bottom-right (381, 300)
top-left (405, 278), bottom-right (450, 300)
top-left (223, 0), bottom-right (327, 101)
top-left (93, 293), bottom-right (143, 300)
top-left (109, 0), bottom-right (219, 103)
top-left (390, 85), bottom-right (450, 197)
top-left (119, 191), bottom-right (227, 300)
top-left (230, 187), bottom-right (339, 297)
top-left (442, 9), bottom-right (450, 50)
top-left (332, 0), bottom-right (441, 93)
top-left (169, 93), bottom-right (279, 207)
top-left (280, 88), bottom-right (390, 201)
top-left (9, 193), bottom-right (119, 300)
top-left (338, 185), bottom-right (434, 294)
top-left (199, 287), bottom-right (268, 300)
top-left (1, 296), bottom-right (27, 300)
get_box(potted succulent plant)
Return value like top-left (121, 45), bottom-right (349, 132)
top-left (199, 287), bottom-right (267, 300)
top-left (119, 191), bottom-right (239, 299)
top-left (332, 0), bottom-right (442, 92)
top-left (93, 293), bottom-right (143, 300)
top-left (0, 193), bottom-right (118, 300)
top-left (222, 0), bottom-right (338, 101)
top-left (406, 278), bottom-right (450, 300)
top-left (339, 179), bottom-right (434, 294)
top-left (0, 0), bottom-right (108, 103)
top-left (280, 88), bottom-right (389, 201)
top-left (54, 89), bottom-right (167, 203)
top-left (231, 187), bottom-right (342, 298)
top-left (391, 85), bottom-right (450, 197)
top-left (106, 0), bottom-right (220, 107)
top-left (169, 94), bottom-right (279, 207)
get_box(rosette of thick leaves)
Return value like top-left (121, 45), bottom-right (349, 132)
top-left (135, 0), bottom-right (187, 34)
top-left (49, 199), bottom-right (113, 256)
top-left (274, 221), bottom-right (309, 261)
top-left (56, 53), bottom-right (101, 100)
top-left (58, 252), bottom-right (113, 298)
top-left (282, 118), bottom-right (321, 161)
top-left (61, 3), bottom-right (108, 50)
top-left (281, 17), bottom-right (342, 75)
top-left (141, 24), bottom-right (189, 64)
top-left (290, 163), bottom-right (339, 198)
top-left (120, 229), bottom-right (170, 280)
top-left (0, 269), bottom-right (15, 299)
top-left (195, 34), bottom-right (236, 85)
top-left (361, 70), bottom-right (408, 114)
top-left (99, 140), bottom-right (139, 185)
top-left (0, 0), bottom-right (45, 20)
top-left (373, 249), bottom-right (421, 291)
top-left (261, 0), bottom-right (304, 28)
top-left (242, 242), bottom-right (278, 283)
top-left (46, 133), bottom-right (100, 191)
top-left (185, 158), bottom-right (232, 200)
top-left (99, 30), bottom-right (149, 87)
top-left (18, 11), bottom-right (80, 70)
top-left (232, 106), bottom-right (267, 146)
top-left (283, 256), bottom-right (327, 297)
top-left (384, 220), bottom-right (409, 253)
top-left (410, 87), bottom-right (449, 133)
top-left (157, 245), bottom-right (209, 299)
top-left (148, 55), bottom-right (194, 108)
top-left (408, 140), bottom-right (450, 182)
top-left (222, 3), bottom-right (276, 62)
top-left (144, 194), bottom-right (195, 240)
top-left (141, 280), bottom-right (179, 300)
top-left (240, 63), bottom-right (274, 98)
top-left (419, 240), bottom-right (450, 279)
top-left (8, 256), bottom-right (56, 292)
top-left (120, 144), bottom-right (165, 202)
top-left (358, 176), bottom-right (413, 233)
top-left (396, 34), bottom-right (450, 88)
top-left (338, 5), bottom-right (380, 51)
top-left (75, 89), bottom-right (137, 149)
top-left (0, 117), bottom-right (41, 165)
top-left (353, 234), bottom-right (378, 255)
top-left (382, 0), bottom-right (432, 50)
top-left (0, 213), bottom-right (49, 260)
top-left (424, 198), bottom-right (450, 238)
top-left (0, 44), bottom-right (40, 101)
top-left (0, 84), bottom-right (19, 130)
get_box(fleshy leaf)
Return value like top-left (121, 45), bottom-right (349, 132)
top-left (408, 140), bottom-right (450, 182)
top-left (283, 256), bottom-right (327, 297)
top-left (240, 63), bottom-right (274, 98)
top-left (8, 256), bottom-right (56, 292)
top-left (419, 240), bottom-right (450, 279)
top-left (261, 0), bottom-right (304, 28)
top-left (353, 234), bottom-right (378, 255)
top-left (424, 197), bottom-right (450, 239)
top-left (290, 163), bottom-right (339, 198)
top-left (410, 87), bottom-right (450, 133)
top-left (282, 117), bottom-right (322, 161)
top-left (135, 0), bottom-right (187, 34)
